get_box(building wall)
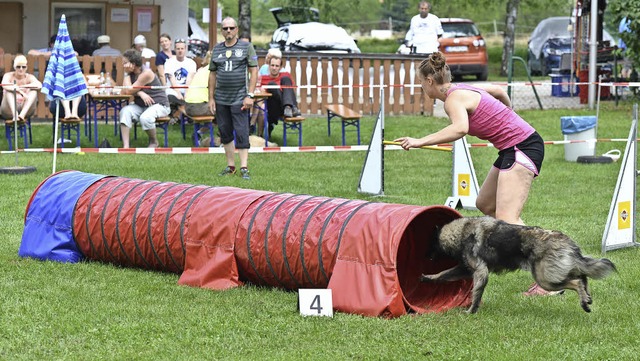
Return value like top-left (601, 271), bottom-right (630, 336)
top-left (160, 0), bottom-right (189, 43)
top-left (0, 0), bottom-right (188, 54)
top-left (0, 0), bottom-right (48, 53)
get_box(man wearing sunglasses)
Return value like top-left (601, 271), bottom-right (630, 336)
top-left (209, 17), bottom-right (258, 180)
top-left (164, 38), bottom-right (196, 120)
top-left (0, 55), bottom-right (42, 122)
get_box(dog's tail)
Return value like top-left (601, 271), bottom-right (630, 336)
top-left (579, 257), bottom-right (617, 279)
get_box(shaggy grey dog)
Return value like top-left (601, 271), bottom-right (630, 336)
top-left (421, 216), bottom-right (616, 313)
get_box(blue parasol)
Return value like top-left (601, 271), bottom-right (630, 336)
top-left (41, 14), bottom-right (88, 173)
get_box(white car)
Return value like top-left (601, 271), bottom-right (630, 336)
top-left (188, 15), bottom-right (209, 58)
top-left (269, 7), bottom-right (360, 53)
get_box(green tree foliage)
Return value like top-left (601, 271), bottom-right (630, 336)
top-left (381, 0), bottom-right (412, 32)
top-left (238, 0), bottom-right (251, 38)
top-left (608, 0), bottom-right (640, 70)
top-left (188, 0), bottom-right (276, 34)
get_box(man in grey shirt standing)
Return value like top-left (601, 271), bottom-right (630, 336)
top-left (208, 17), bottom-right (258, 180)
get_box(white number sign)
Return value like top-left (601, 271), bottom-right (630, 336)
top-left (298, 289), bottom-right (333, 317)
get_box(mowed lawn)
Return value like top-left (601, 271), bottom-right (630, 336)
top-left (1, 101), bottom-right (639, 360)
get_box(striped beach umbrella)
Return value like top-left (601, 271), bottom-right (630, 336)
top-left (41, 14), bottom-right (88, 173)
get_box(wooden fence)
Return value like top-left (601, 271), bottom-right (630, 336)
top-left (0, 52), bottom-right (433, 119)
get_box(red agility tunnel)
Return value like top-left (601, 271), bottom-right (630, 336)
top-left (21, 171), bottom-right (472, 317)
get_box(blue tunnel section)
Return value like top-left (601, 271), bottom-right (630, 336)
top-left (19, 171), bottom-right (108, 263)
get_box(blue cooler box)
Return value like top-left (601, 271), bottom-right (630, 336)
top-left (560, 116), bottom-right (597, 161)
top-left (551, 74), bottom-right (579, 97)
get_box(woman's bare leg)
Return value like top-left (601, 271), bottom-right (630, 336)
top-left (60, 100), bottom-right (72, 118)
top-left (19, 90), bottom-right (38, 120)
top-left (475, 166), bottom-right (499, 218)
top-left (1, 91), bottom-right (17, 120)
top-left (494, 163), bottom-right (534, 225)
top-left (70, 96), bottom-right (81, 118)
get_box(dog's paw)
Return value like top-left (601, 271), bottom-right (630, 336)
top-left (581, 301), bottom-right (592, 313)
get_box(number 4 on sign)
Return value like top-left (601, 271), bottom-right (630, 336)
top-left (298, 289), bottom-right (333, 317)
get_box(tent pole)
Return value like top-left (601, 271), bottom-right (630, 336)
top-left (52, 100), bottom-right (60, 174)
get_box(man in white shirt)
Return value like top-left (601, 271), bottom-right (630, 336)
top-left (133, 34), bottom-right (156, 59)
top-left (404, 1), bottom-right (443, 54)
top-left (163, 38), bottom-right (196, 119)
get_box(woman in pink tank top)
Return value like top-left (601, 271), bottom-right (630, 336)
top-left (395, 52), bottom-right (552, 296)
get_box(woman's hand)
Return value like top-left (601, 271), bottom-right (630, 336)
top-left (139, 92), bottom-right (155, 106)
top-left (393, 136), bottom-right (420, 150)
top-left (123, 62), bottom-right (135, 74)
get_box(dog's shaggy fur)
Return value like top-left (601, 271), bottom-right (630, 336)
top-left (421, 216), bottom-right (616, 313)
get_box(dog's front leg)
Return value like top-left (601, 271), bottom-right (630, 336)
top-left (421, 264), bottom-right (471, 283)
top-left (467, 265), bottom-right (489, 314)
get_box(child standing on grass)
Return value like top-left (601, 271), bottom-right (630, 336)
top-left (394, 52), bottom-right (558, 297)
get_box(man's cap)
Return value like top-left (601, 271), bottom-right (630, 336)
top-left (97, 35), bottom-right (110, 44)
top-left (134, 34), bottom-right (146, 45)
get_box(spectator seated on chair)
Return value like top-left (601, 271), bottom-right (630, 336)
top-left (49, 96), bottom-right (86, 147)
top-left (92, 35), bottom-right (122, 57)
top-left (164, 38), bottom-right (196, 123)
top-left (183, 51), bottom-right (215, 145)
top-left (251, 48), bottom-right (284, 135)
top-left (258, 55), bottom-right (300, 138)
top-left (0, 55), bottom-right (42, 122)
top-left (184, 51), bottom-right (213, 118)
top-left (48, 74), bottom-right (88, 119)
top-left (132, 34), bottom-right (156, 59)
top-left (28, 35), bottom-right (78, 59)
top-left (27, 35), bottom-right (56, 59)
top-left (48, 96), bottom-right (87, 120)
top-left (258, 48), bottom-right (283, 77)
top-left (119, 49), bottom-right (170, 148)
top-left (156, 33), bottom-right (175, 87)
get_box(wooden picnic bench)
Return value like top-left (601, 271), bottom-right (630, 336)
top-left (324, 104), bottom-right (362, 146)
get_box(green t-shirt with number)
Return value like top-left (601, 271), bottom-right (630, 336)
top-left (209, 40), bottom-right (258, 106)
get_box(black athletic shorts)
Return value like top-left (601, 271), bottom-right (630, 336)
top-left (216, 103), bottom-right (250, 149)
top-left (493, 131), bottom-right (544, 176)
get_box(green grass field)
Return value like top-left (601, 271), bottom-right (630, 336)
top-left (1, 101), bottom-right (639, 360)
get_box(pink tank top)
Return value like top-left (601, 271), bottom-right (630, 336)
top-left (447, 83), bottom-right (534, 150)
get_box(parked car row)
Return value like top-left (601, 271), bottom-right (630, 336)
top-left (191, 7), bottom-right (619, 82)
top-left (270, 9), bottom-right (487, 80)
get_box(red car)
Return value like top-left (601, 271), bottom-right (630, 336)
top-left (438, 18), bottom-right (489, 81)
